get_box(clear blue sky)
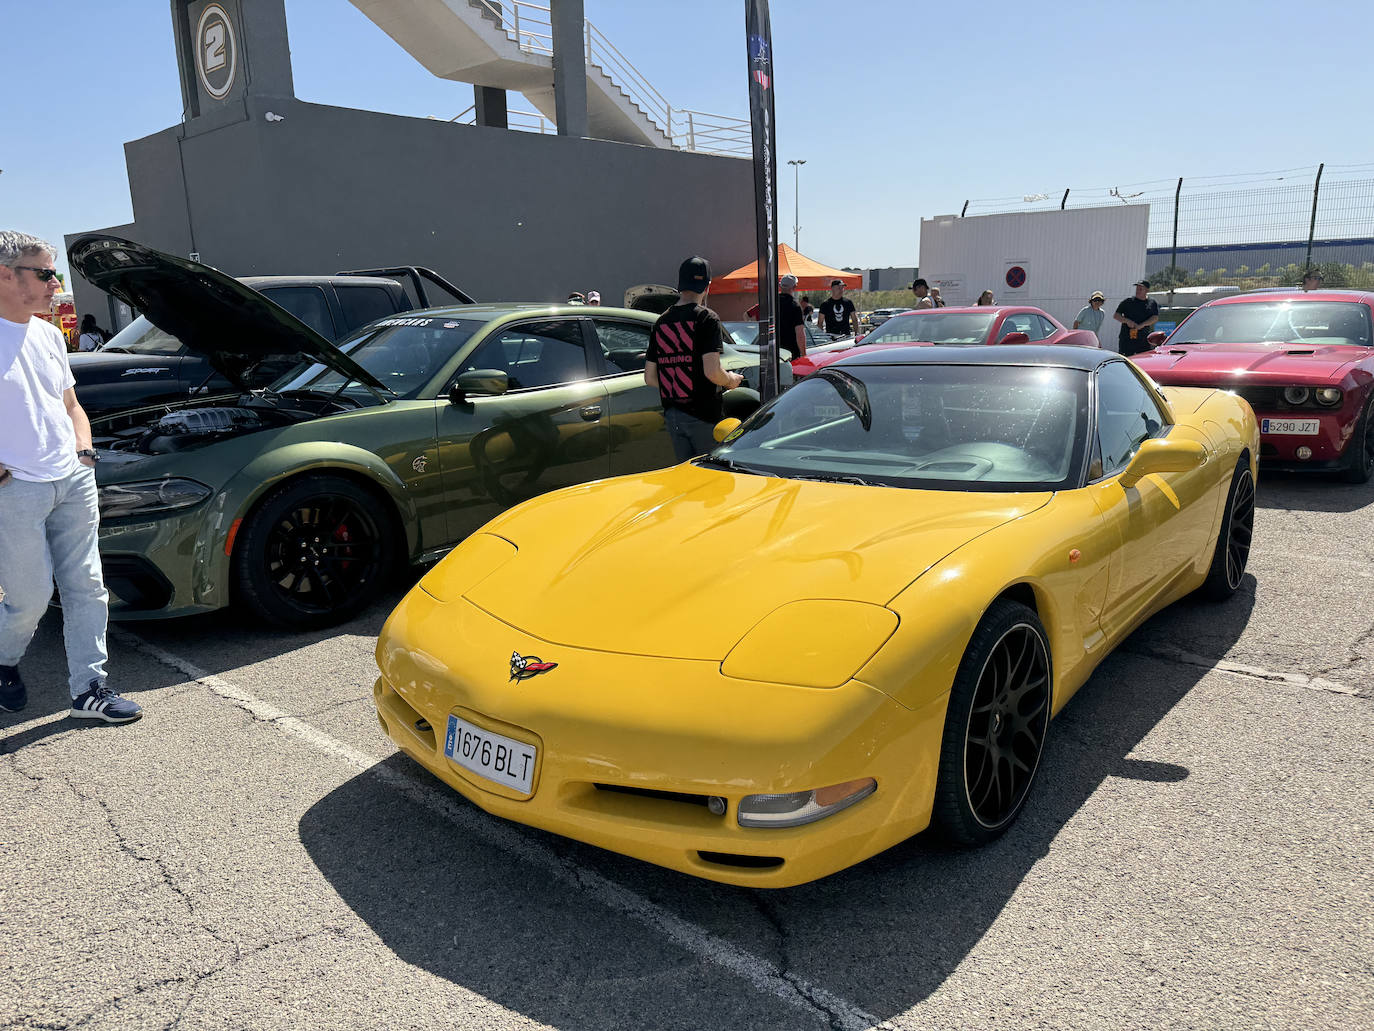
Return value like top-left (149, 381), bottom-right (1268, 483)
top-left (2, 0), bottom-right (1368, 281)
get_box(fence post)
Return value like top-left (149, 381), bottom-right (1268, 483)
top-left (513, 3), bottom-right (520, 46)
top-left (584, 19), bottom-right (591, 64)
top-left (1305, 163), bottom-right (1325, 273)
top-left (687, 111), bottom-right (696, 152)
top-left (960, 200), bottom-right (969, 217)
top-left (1168, 177), bottom-right (1182, 305)
top-left (1060, 188), bottom-right (1069, 210)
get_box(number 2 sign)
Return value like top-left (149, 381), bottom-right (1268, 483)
top-left (195, 4), bottom-right (237, 100)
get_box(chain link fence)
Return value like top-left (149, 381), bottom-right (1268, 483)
top-left (958, 164), bottom-right (1374, 296)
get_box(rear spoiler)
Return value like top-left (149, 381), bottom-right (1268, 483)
top-left (335, 266), bottom-right (476, 307)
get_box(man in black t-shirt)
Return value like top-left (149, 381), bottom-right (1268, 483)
top-left (1113, 280), bottom-right (1160, 356)
top-left (778, 274), bottom-right (806, 359)
top-left (819, 279), bottom-right (858, 336)
top-left (645, 256), bottom-right (745, 461)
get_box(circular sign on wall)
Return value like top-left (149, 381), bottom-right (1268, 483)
top-left (1005, 265), bottom-right (1027, 289)
top-left (195, 3), bottom-right (238, 100)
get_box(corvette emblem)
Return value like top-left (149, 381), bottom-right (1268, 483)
top-left (510, 651), bottom-right (558, 681)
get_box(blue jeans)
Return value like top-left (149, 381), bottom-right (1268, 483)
top-left (664, 407), bottom-right (719, 463)
top-left (0, 465), bottom-right (109, 698)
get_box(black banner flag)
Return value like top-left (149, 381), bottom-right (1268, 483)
top-left (745, 0), bottom-right (780, 402)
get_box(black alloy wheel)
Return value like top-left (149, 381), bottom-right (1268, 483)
top-left (234, 474), bottom-right (398, 629)
top-left (1202, 460), bottom-right (1255, 601)
top-left (931, 600), bottom-right (1051, 846)
top-left (1341, 400), bottom-right (1374, 484)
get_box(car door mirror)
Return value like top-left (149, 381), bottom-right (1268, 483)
top-left (1118, 436), bottom-right (1207, 487)
top-left (713, 417), bottom-right (743, 443)
top-left (449, 369), bottom-right (509, 404)
top-left (999, 331), bottom-right (1031, 345)
top-left (1147, 331), bottom-right (1168, 346)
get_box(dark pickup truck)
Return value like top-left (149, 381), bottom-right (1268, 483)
top-left (70, 266), bottom-right (471, 416)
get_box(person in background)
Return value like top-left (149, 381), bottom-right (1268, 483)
top-left (566, 292), bottom-right (586, 305)
top-left (77, 314), bottom-right (107, 352)
top-left (818, 279), bottom-right (859, 337)
top-left (644, 256), bottom-right (743, 461)
top-left (930, 286), bottom-right (946, 308)
top-left (778, 274), bottom-right (806, 359)
top-left (586, 291), bottom-right (602, 306)
top-left (1073, 291), bottom-right (1108, 345)
top-left (975, 289), bottom-right (995, 306)
top-left (0, 231), bottom-right (141, 724)
top-left (1301, 268), bottom-right (1323, 291)
top-left (1113, 280), bottom-right (1160, 356)
top-left (801, 295), bottom-right (814, 325)
top-left (910, 278), bottom-right (934, 310)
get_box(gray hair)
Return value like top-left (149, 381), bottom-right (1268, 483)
top-left (0, 231), bottom-right (57, 268)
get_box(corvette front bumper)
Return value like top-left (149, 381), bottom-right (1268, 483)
top-left (373, 584), bottom-right (949, 888)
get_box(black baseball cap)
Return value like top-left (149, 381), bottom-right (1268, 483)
top-left (912, 278), bottom-right (928, 289)
top-left (678, 256), bottom-right (711, 292)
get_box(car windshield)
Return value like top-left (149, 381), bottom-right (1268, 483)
top-left (863, 311), bottom-right (997, 345)
top-left (707, 362), bottom-right (1089, 491)
top-left (1171, 301), bottom-right (1372, 347)
top-left (723, 322), bottom-right (795, 359)
top-left (96, 316), bottom-right (184, 356)
top-left (271, 315), bottom-right (486, 399)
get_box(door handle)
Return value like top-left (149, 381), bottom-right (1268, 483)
top-left (579, 405), bottom-right (603, 421)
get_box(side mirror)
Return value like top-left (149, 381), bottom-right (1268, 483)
top-left (713, 417), bottom-right (743, 443)
top-left (1119, 436), bottom-right (1207, 487)
top-left (449, 369), bottom-right (509, 404)
top-left (721, 386), bottom-right (761, 419)
top-left (999, 332), bottom-right (1031, 345)
top-left (1147, 331), bottom-right (1168, 346)
top-left (854, 334), bottom-right (866, 344)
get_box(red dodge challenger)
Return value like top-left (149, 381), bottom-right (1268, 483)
top-left (1131, 290), bottom-right (1374, 482)
top-left (791, 306), bottom-right (1101, 377)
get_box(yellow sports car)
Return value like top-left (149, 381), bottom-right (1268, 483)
top-left (373, 345), bottom-right (1259, 887)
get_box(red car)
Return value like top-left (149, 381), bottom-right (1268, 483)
top-left (791, 306), bottom-right (1100, 377)
top-left (1132, 290), bottom-right (1374, 482)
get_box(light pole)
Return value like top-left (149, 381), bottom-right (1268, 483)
top-left (787, 159), bottom-right (806, 252)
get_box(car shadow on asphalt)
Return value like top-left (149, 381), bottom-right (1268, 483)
top-left (1255, 470), bottom-right (1374, 513)
top-left (297, 584), bottom-right (1256, 1028)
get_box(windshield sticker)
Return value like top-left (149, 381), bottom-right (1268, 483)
top-left (376, 317), bottom-right (434, 328)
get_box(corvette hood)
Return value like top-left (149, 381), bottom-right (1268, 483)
top-left (463, 465), bottom-right (1050, 660)
top-left (67, 235), bottom-right (386, 394)
top-left (1134, 341), bottom-right (1362, 385)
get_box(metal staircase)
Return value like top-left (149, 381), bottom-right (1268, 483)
top-left (347, 0), bottom-right (748, 154)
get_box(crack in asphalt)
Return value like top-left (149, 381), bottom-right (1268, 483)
top-left (1309, 617), bottom-right (1374, 678)
top-left (1122, 644), bottom-right (1365, 698)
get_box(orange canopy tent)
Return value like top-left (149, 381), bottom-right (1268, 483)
top-left (709, 244), bottom-right (864, 295)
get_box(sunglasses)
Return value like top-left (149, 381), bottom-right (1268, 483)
top-left (14, 265), bottom-right (60, 283)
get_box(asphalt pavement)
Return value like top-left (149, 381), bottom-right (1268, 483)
top-left (2, 472), bottom-right (1370, 1031)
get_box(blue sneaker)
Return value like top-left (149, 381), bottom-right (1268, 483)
top-left (70, 681), bottom-right (142, 724)
top-left (0, 665), bottom-right (26, 713)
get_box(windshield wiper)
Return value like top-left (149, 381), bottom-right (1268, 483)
top-left (791, 472), bottom-right (878, 486)
top-left (697, 454), bottom-right (771, 476)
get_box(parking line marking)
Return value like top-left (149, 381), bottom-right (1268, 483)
top-left (112, 629), bottom-right (892, 1031)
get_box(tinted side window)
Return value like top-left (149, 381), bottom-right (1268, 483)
top-left (1097, 361), bottom-right (1168, 475)
top-left (460, 319), bottom-right (589, 390)
top-left (336, 285), bottom-right (401, 333)
top-left (592, 320), bottom-right (651, 373)
top-left (999, 313), bottom-right (1034, 340)
top-left (260, 286), bottom-right (336, 340)
top-left (1034, 315), bottom-right (1058, 340)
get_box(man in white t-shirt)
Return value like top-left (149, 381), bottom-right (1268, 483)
top-left (0, 232), bottom-right (141, 723)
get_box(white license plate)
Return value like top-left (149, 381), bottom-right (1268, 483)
top-left (443, 715), bottom-right (537, 795)
top-left (1261, 418), bottom-right (1320, 435)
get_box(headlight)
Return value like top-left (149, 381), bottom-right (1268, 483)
top-left (1316, 387), bottom-right (1342, 406)
top-left (738, 778), bottom-right (877, 828)
top-left (1283, 386), bottom-right (1310, 406)
top-left (98, 478), bottom-right (212, 519)
top-left (723, 600), bottom-right (898, 688)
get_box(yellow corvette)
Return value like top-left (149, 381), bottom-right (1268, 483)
top-left (373, 345), bottom-right (1259, 887)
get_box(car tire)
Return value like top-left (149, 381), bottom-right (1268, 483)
top-left (1201, 459), bottom-right (1255, 602)
top-left (233, 474), bottom-right (399, 630)
top-left (930, 599), bottom-right (1051, 847)
top-left (1340, 400), bottom-right (1374, 484)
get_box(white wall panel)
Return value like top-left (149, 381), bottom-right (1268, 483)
top-left (919, 206), bottom-right (1150, 349)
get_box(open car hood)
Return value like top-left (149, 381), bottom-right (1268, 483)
top-left (68, 235), bottom-right (388, 395)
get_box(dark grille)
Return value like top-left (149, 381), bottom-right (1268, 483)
top-left (697, 851), bottom-right (784, 869)
top-left (100, 555), bottom-right (173, 610)
top-left (594, 783), bottom-right (713, 809)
